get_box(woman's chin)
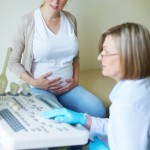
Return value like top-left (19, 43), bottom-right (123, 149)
top-left (102, 70), bottom-right (108, 77)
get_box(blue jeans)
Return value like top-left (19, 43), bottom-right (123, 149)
top-left (30, 85), bottom-right (106, 117)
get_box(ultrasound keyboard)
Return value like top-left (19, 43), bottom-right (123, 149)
top-left (0, 93), bottom-right (89, 150)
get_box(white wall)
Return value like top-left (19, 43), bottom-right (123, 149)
top-left (0, 0), bottom-right (150, 88)
top-left (65, 0), bottom-right (150, 70)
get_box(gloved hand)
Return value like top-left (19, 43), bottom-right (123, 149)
top-left (42, 108), bottom-right (86, 125)
top-left (89, 136), bottom-right (110, 150)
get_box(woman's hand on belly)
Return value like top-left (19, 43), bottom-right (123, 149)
top-left (33, 72), bottom-right (63, 90)
top-left (52, 78), bottom-right (78, 94)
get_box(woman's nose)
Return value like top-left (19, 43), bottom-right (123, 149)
top-left (97, 53), bottom-right (102, 61)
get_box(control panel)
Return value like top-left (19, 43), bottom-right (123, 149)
top-left (0, 92), bottom-right (89, 150)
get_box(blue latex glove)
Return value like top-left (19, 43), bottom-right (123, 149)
top-left (89, 136), bottom-right (109, 150)
top-left (42, 108), bottom-right (86, 125)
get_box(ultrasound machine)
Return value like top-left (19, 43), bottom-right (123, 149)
top-left (0, 48), bottom-right (89, 150)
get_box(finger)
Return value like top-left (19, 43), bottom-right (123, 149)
top-left (47, 79), bottom-right (63, 88)
top-left (42, 72), bottom-right (52, 78)
top-left (54, 116), bottom-right (68, 123)
top-left (59, 81), bottom-right (70, 89)
top-left (50, 77), bottom-right (62, 82)
top-left (49, 86), bottom-right (63, 91)
top-left (65, 78), bottom-right (72, 82)
top-left (42, 108), bottom-right (65, 118)
top-left (49, 81), bottom-right (63, 87)
top-left (60, 84), bottom-right (71, 91)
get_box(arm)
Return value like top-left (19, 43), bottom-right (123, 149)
top-left (8, 16), bottom-right (27, 77)
top-left (21, 71), bottom-right (62, 90)
top-left (8, 12), bottom-right (62, 90)
top-left (42, 108), bottom-right (109, 137)
top-left (73, 62), bottom-right (79, 83)
top-left (42, 108), bottom-right (110, 150)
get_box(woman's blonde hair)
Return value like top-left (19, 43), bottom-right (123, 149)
top-left (99, 23), bottom-right (150, 79)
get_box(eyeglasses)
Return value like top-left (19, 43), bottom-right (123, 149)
top-left (100, 50), bottom-right (118, 57)
top-left (100, 53), bottom-right (118, 57)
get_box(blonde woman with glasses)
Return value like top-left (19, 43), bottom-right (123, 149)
top-left (42, 22), bottom-right (150, 150)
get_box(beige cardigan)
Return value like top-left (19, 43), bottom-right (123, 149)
top-left (8, 10), bottom-right (79, 78)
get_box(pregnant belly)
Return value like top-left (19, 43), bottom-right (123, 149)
top-left (32, 63), bottom-right (73, 86)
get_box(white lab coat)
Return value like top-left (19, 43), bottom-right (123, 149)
top-left (90, 77), bottom-right (150, 150)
